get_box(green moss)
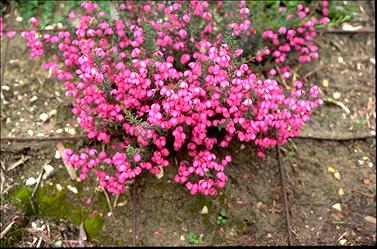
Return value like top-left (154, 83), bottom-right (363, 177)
top-left (8, 180), bottom-right (107, 242)
top-left (117, 239), bottom-right (126, 246)
top-left (10, 187), bottom-right (32, 213)
top-left (84, 214), bottom-right (104, 239)
top-left (12, 187), bottom-right (32, 203)
top-left (35, 187), bottom-right (89, 225)
top-left (234, 219), bottom-right (246, 232)
top-left (70, 208), bottom-right (87, 225)
top-left (36, 188), bottom-right (69, 219)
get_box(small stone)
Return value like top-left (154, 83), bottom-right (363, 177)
top-left (64, 127), bottom-right (76, 135)
top-left (332, 203), bottom-right (342, 212)
top-left (255, 201), bottom-right (263, 209)
top-left (56, 129), bottom-right (63, 134)
top-left (338, 188), bottom-right (345, 196)
top-left (67, 185), bottom-right (78, 194)
top-left (362, 156), bottom-right (369, 161)
top-left (180, 235), bottom-right (185, 241)
top-left (30, 96), bottom-right (38, 102)
top-left (363, 178), bottom-right (370, 185)
top-left (43, 165), bottom-right (54, 179)
top-left (55, 150), bottom-right (61, 159)
top-left (16, 16), bottom-right (23, 22)
top-left (39, 113), bottom-right (49, 122)
top-left (31, 222), bottom-right (37, 229)
top-left (56, 184), bottom-right (63, 191)
top-left (332, 92), bottom-right (341, 100)
top-left (358, 160), bottom-right (364, 165)
top-left (240, 144), bottom-right (246, 150)
top-left (26, 177), bottom-right (37, 186)
top-left (368, 162), bottom-right (373, 168)
top-left (201, 206), bottom-right (208, 214)
top-left (339, 239), bottom-right (347, 245)
top-left (107, 212), bottom-right (112, 217)
top-left (370, 58), bottom-right (376, 65)
top-left (27, 130), bottom-right (34, 136)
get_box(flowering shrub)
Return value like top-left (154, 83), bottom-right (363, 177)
top-left (1, 1), bottom-right (330, 196)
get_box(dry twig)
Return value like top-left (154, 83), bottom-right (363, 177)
top-left (103, 188), bottom-right (116, 222)
top-left (0, 221), bottom-right (15, 239)
top-left (7, 155), bottom-right (31, 171)
top-left (31, 160), bottom-right (51, 198)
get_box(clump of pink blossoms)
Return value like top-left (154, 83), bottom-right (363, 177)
top-left (1, 1), bottom-right (330, 196)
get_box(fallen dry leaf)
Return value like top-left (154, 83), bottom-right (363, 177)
top-left (333, 172), bottom-right (341, 181)
top-left (364, 216), bottom-right (376, 224)
top-left (322, 79), bottom-right (329, 87)
top-left (78, 223), bottom-right (87, 246)
top-left (332, 203), bottom-right (342, 212)
top-left (56, 143), bottom-right (77, 180)
top-left (342, 23), bottom-right (362, 31)
top-left (201, 206), bottom-right (208, 214)
top-left (327, 166), bottom-right (336, 173)
top-left (363, 178), bottom-right (370, 185)
top-left (155, 166), bottom-right (164, 179)
top-left (117, 200), bottom-right (128, 207)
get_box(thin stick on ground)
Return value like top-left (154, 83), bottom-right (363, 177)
top-left (0, 135), bottom-right (88, 143)
top-left (322, 28), bottom-right (375, 34)
top-left (291, 134), bottom-right (376, 141)
top-left (31, 161), bottom-right (50, 199)
top-left (276, 145), bottom-right (293, 246)
top-left (0, 221), bottom-right (15, 240)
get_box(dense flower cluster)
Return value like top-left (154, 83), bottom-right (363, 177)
top-left (1, 1), bottom-right (329, 196)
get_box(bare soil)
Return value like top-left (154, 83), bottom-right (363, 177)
top-left (1, 2), bottom-right (375, 247)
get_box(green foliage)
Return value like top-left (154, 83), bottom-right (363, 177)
top-left (216, 209), bottom-right (227, 226)
top-left (320, 1), bottom-right (357, 28)
top-left (14, 1), bottom-right (83, 28)
top-left (140, 21), bottom-right (159, 53)
top-left (353, 115), bottom-right (366, 130)
top-left (286, 151), bottom-right (295, 158)
top-left (187, 231), bottom-right (204, 245)
top-left (125, 144), bottom-right (142, 161)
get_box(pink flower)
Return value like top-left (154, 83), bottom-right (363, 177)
top-left (133, 154), bottom-right (141, 162)
top-left (29, 17), bottom-right (38, 27)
